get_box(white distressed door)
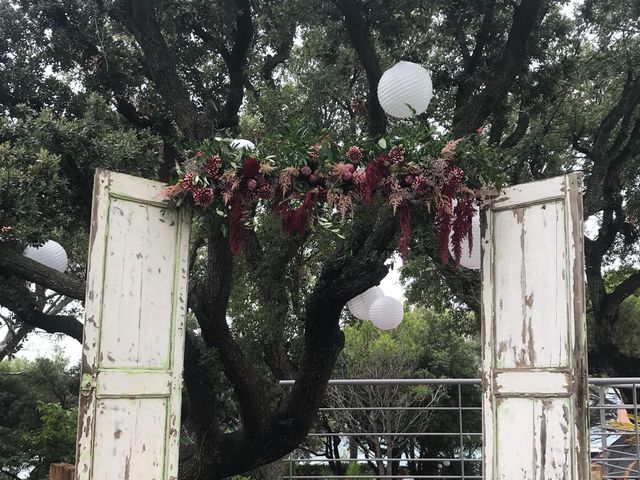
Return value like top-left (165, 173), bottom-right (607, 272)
top-left (481, 173), bottom-right (588, 479)
top-left (76, 169), bottom-right (191, 480)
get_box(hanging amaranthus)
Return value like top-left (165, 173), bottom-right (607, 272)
top-left (162, 136), bottom-right (477, 263)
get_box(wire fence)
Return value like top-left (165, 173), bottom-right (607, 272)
top-left (279, 378), bottom-right (640, 480)
top-left (589, 378), bottom-right (640, 479)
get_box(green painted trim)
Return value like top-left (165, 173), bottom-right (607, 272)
top-left (95, 394), bottom-right (172, 399)
top-left (86, 179), bottom-right (113, 479)
top-left (168, 206), bottom-right (183, 371)
top-left (97, 368), bottom-right (173, 373)
top-left (162, 206), bottom-right (187, 480)
top-left (109, 191), bottom-right (171, 209)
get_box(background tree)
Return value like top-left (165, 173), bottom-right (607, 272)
top-left (0, 353), bottom-right (79, 480)
top-left (1, 0), bottom-right (640, 478)
top-left (320, 309), bottom-right (478, 478)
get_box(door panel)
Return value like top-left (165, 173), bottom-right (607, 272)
top-left (482, 173), bottom-right (588, 480)
top-left (76, 169), bottom-right (191, 480)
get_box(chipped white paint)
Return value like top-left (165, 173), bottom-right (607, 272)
top-left (495, 371), bottom-right (570, 395)
top-left (76, 169), bottom-right (191, 480)
top-left (482, 173), bottom-right (588, 480)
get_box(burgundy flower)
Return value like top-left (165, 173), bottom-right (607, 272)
top-left (192, 186), bottom-right (214, 207)
top-left (257, 182), bottom-right (275, 200)
top-left (242, 157), bottom-right (260, 178)
top-left (389, 146), bottom-right (404, 164)
top-left (182, 172), bottom-right (195, 191)
top-left (203, 155), bottom-right (222, 178)
top-left (346, 146), bottom-right (363, 163)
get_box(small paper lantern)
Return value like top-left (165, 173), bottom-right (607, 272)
top-left (23, 240), bottom-right (68, 272)
top-left (377, 61), bottom-right (433, 118)
top-left (449, 213), bottom-right (481, 270)
top-left (231, 139), bottom-right (255, 150)
top-left (369, 296), bottom-right (404, 331)
top-left (347, 286), bottom-right (384, 320)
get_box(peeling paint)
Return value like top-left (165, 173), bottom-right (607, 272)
top-left (75, 170), bottom-right (192, 480)
top-left (482, 174), bottom-right (588, 479)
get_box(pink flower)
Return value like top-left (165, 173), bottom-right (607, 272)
top-left (247, 179), bottom-right (257, 191)
top-left (440, 139), bottom-right (462, 161)
top-left (352, 171), bottom-right (366, 185)
top-left (301, 166), bottom-right (312, 176)
top-left (308, 174), bottom-right (318, 185)
top-left (196, 151), bottom-right (203, 158)
top-left (404, 175), bottom-right (414, 185)
top-left (331, 162), bottom-right (355, 181)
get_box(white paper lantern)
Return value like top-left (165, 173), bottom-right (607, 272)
top-left (449, 213), bottom-right (481, 270)
top-left (377, 61), bottom-right (433, 118)
top-left (369, 296), bottom-right (404, 331)
top-left (231, 139), bottom-right (255, 150)
top-left (347, 286), bottom-right (384, 320)
top-left (23, 240), bottom-right (68, 272)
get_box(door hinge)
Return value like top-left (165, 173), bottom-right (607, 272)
top-left (80, 373), bottom-right (96, 397)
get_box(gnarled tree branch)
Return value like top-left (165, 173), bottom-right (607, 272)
top-left (0, 244), bottom-right (86, 300)
top-left (0, 282), bottom-right (83, 343)
top-left (109, 0), bottom-right (214, 141)
top-left (336, 0), bottom-right (387, 137)
top-left (452, 0), bottom-right (545, 137)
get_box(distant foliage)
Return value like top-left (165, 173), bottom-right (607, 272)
top-left (0, 355), bottom-right (78, 480)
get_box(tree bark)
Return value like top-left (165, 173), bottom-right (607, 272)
top-left (0, 245), bottom-right (85, 300)
top-left (452, 0), bottom-right (545, 137)
top-left (336, 0), bottom-right (387, 137)
top-left (182, 210), bottom-right (399, 478)
top-left (109, 0), bottom-right (214, 141)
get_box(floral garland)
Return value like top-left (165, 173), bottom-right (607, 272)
top-left (162, 136), bottom-right (477, 264)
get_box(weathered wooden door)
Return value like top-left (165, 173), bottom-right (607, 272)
top-left (76, 169), bottom-right (191, 480)
top-left (481, 173), bottom-right (588, 479)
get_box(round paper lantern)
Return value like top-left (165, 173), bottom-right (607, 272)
top-left (369, 296), bottom-right (404, 331)
top-left (449, 213), bottom-right (481, 270)
top-left (231, 139), bottom-right (255, 150)
top-left (347, 286), bottom-right (384, 320)
top-left (23, 240), bottom-right (68, 272)
top-left (377, 61), bottom-right (433, 118)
